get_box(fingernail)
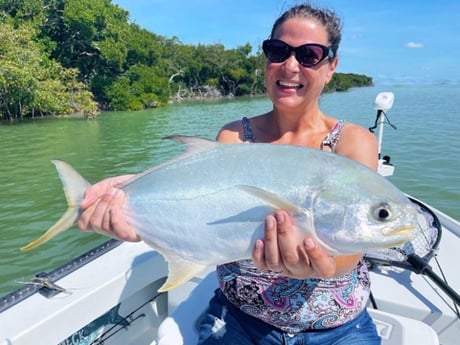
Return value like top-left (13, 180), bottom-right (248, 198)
top-left (305, 238), bottom-right (315, 250)
top-left (275, 211), bottom-right (285, 224)
top-left (266, 216), bottom-right (275, 228)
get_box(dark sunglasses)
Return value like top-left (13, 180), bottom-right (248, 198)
top-left (262, 39), bottom-right (334, 67)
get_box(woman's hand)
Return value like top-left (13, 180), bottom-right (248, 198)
top-left (78, 175), bottom-right (141, 242)
top-left (252, 210), bottom-right (350, 279)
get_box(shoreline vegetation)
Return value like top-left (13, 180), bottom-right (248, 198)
top-left (0, 0), bottom-right (372, 121)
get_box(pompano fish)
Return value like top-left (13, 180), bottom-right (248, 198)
top-left (21, 135), bottom-right (417, 292)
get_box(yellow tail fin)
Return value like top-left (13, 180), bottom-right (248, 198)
top-left (20, 160), bottom-right (91, 251)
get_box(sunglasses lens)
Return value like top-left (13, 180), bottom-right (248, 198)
top-left (263, 40), bottom-right (290, 63)
top-left (262, 40), bottom-right (331, 67)
top-left (296, 45), bottom-right (326, 67)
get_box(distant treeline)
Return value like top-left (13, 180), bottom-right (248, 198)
top-left (0, 0), bottom-right (372, 120)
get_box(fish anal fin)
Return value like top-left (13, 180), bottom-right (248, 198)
top-left (158, 254), bottom-right (207, 292)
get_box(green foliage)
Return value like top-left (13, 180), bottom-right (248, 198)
top-left (0, 0), bottom-right (372, 119)
top-left (325, 73), bottom-right (373, 93)
top-left (0, 20), bottom-right (97, 119)
top-left (105, 65), bottom-right (170, 111)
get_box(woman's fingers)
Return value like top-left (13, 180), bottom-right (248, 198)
top-left (77, 178), bottom-right (140, 242)
top-left (252, 209), bottom-right (337, 279)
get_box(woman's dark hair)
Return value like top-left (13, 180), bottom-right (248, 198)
top-left (270, 2), bottom-right (342, 57)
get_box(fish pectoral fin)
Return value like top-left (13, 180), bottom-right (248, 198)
top-left (236, 185), bottom-right (304, 214)
top-left (158, 254), bottom-right (208, 293)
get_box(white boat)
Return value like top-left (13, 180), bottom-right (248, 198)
top-left (0, 92), bottom-right (459, 345)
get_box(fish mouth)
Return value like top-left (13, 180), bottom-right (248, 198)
top-left (384, 224), bottom-right (416, 238)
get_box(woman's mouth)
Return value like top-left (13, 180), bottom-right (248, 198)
top-left (277, 80), bottom-right (304, 90)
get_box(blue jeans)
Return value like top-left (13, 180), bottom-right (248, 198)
top-left (198, 289), bottom-right (381, 345)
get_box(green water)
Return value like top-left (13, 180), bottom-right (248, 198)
top-left (0, 85), bottom-right (459, 295)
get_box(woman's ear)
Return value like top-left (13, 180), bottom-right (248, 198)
top-left (325, 56), bottom-right (339, 84)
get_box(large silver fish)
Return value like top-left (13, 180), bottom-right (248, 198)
top-left (21, 135), bottom-right (417, 291)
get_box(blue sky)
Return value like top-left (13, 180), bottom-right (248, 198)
top-left (111, 0), bottom-right (460, 85)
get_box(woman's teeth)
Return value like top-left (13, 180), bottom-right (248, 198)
top-left (277, 80), bottom-right (303, 89)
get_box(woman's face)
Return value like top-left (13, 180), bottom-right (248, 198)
top-left (265, 17), bottom-right (338, 112)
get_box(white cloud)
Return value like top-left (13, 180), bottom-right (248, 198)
top-left (406, 42), bottom-right (424, 48)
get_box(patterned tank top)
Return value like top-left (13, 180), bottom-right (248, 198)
top-left (217, 118), bottom-right (371, 333)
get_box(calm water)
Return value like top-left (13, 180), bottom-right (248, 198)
top-left (0, 84), bottom-right (459, 296)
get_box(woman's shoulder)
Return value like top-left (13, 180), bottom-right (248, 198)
top-left (216, 119), bottom-right (245, 143)
top-left (217, 114), bottom-right (267, 143)
top-left (337, 122), bottom-right (379, 170)
top-left (341, 122), bottom-right (377, 144)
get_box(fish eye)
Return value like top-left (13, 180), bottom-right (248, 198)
top-left (374, 203), bottom-right (392, 221)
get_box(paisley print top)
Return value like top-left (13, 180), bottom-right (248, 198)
top-left (217, 259), bottom-right (370, 333)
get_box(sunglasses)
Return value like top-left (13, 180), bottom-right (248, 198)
top-left (262, 39), bottom-right (334, 67)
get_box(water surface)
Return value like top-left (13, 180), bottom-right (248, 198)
top-left (0, 84), bottom-right (458, 295)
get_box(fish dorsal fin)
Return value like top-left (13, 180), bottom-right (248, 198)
top-left (120, 135), bottom-right (218, 187)
top-left (158, 253), bottom-right (208, 292)
top-left (163, 134), bottom-right (217, 152)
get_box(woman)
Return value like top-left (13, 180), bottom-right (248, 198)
top-left (78, 3), bottom-right (381, 344)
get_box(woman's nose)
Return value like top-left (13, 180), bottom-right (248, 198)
top-left (283, 53), bottom-right (300, 71)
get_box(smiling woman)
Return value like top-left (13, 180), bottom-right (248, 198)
top-left (190, 4), bottom-right (383, 343)
top-left (74, 3), bottom-right (383, 344)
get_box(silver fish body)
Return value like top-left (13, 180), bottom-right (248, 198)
top-left (22, 136), bottom-right (417, 291)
